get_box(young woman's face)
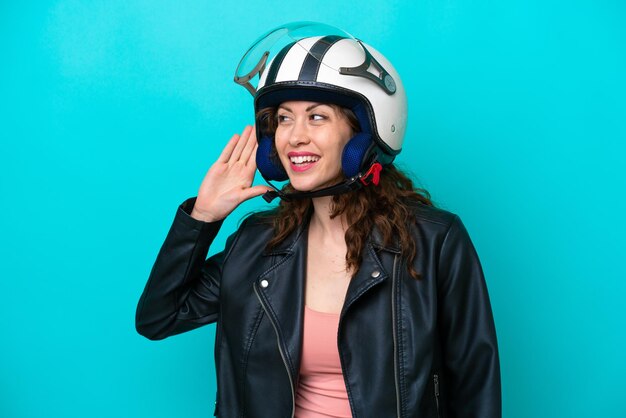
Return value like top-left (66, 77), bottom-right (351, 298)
top-left (274, 101), bottom-right (353, 192)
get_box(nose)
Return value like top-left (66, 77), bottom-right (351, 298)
top-left (288, 118), bottom-right (310, 147)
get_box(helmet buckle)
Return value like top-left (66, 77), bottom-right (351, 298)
top-left (360, 162), bottom-right (383, 186)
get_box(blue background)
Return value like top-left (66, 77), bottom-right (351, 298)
top-left (1, 1), bottom-right (625, 417)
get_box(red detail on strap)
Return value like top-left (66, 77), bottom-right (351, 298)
top-left (360, 163), bottom-right (383, 186)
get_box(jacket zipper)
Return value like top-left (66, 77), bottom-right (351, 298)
top-left (253, 283), bottom-right (296, 418)
top-left (391, 255), bottom-right (401, 418)
top-left (337, 318), bottom-right (356, 416)
top-left (434, 374), bottom-right (440, 418)
top-left (214, 311), bottom-right (223, 416)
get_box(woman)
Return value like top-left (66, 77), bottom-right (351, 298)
top-left (136, 22), bottom-right (501, 417)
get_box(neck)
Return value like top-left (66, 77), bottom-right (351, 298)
top-left (309, 195), bottom-right (348, 239)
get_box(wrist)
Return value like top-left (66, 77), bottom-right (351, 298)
top-left (190, 207), bottom-right (220, 223)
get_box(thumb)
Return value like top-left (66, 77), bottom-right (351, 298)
top-left (241, 185), bottom-right (273, 201)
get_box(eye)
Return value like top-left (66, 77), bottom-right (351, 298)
top-left (277, 114), bottom-right (292, 123)
top-left (310, 114), bottom-right (326, 121)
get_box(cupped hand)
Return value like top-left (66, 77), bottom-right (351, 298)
top-left (191, 125), bottom-right (270, 222)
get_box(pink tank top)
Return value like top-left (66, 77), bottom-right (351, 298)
top-left (294, 305), bottom-right (352, 418)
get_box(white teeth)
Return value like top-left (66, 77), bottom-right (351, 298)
top-left (290, 155), bottom-right (320, 164)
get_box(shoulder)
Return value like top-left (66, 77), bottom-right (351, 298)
top-left (232, 208), bottom-right (278, 241)
top-left (403, 197), bottom-right (458, 231)
top-left (239, 207), bottom-right (279, 228)
top-left (401, 198), bottom-right (477, 252)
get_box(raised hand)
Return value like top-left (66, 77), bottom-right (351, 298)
top-left (190, 126), bottom-right (269, 222)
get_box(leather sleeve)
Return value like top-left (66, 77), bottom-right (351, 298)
top-left (437, 215), bottom-right (502, 418)
top-left (135, 197), bottom-right (243, 341)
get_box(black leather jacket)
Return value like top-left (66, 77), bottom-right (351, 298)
top-left (136, 197), bottom-right (501, 418)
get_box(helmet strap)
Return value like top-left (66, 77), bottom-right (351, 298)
top-left (260, 162), bottom-right (383, 203)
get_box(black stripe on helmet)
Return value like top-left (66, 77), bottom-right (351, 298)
top-left (298, 35), bottom-right (344, 81)
top-left (265, 41), bottom-right (296, 86)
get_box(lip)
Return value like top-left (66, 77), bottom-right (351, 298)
top-left (286, 151), bottom-right (320, 173)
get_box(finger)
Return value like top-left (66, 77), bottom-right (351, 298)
top-left (231, 125), bottom-right (252, 162)
top-left (244, 146), bottom-right (260, 176)
top-left (217, 133), bottom-right (240, 163)
top-left (240, 130), bottom-right (258, 165)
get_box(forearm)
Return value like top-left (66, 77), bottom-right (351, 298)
top-left (135, 197), bottom-right (224, 340)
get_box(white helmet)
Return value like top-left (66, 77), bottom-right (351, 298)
top-left (234, 22), bottom-right (407, 199)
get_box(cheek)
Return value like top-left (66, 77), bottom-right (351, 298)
top-left (273, 130), bottom-right (288, 156)
top-left (335, 132), bottom-right (352, 159)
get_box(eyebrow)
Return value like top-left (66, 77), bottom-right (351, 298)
top-left (278, 103), bottom-right (325, 113)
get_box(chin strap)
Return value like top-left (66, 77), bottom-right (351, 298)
top-left (261, 163), bottom-right (383, 203)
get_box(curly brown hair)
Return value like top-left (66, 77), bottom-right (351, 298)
top-left (257, 106), bottom-right (435, 280)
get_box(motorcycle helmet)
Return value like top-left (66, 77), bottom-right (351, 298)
top-left (234, 22), bottom-right (407, 201)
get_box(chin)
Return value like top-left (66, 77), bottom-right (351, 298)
top-left (288, 177), bottom-right (344, 193)
top-left (288, 181), bottom-right (319, 192)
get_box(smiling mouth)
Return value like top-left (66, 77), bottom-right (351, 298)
top-left (289, 155), bottom-right (320, 165)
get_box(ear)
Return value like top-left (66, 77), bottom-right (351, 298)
top-left (256, 135), bottom-right (289, 181)
top-left (341, 133), bottom-right (373, 178)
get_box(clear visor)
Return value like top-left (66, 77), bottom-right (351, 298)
top-left (234, 21), bottom-right (365, 96)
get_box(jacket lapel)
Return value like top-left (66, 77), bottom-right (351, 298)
top-left (341, 228), bottom-right (400, 318)
top-left (253, 218), bottom-right (401, 383)
top-left (254, 222), bottom-right (308, 384)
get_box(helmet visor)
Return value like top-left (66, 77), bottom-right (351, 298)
top-left (234, 21), bottom-right (365, 95)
